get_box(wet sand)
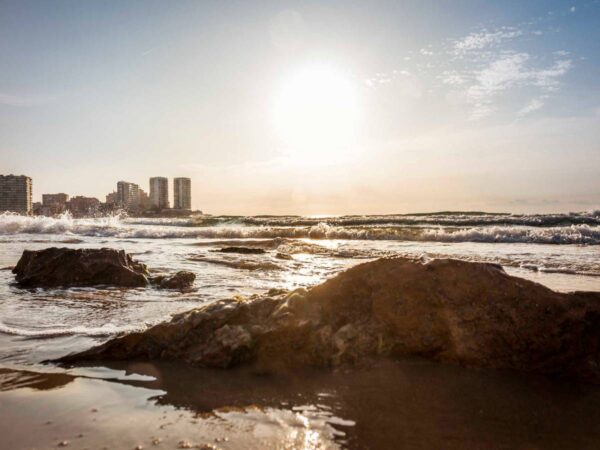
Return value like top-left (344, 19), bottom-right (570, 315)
top-left (2, 358), bottom-right (600, 449)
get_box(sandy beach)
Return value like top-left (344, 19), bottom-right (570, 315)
top-left (3, 358), bottom-right (600, 450)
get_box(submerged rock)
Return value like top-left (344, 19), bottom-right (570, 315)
top-left (151, 271), bottom-right (196, 290)
top-left (12, 247), bottom-right (195, 290)
top-left (218, 247), bottom-right (266, 254)
top-left (13, 248), bottom-right (149, 288)
top-left (57, 258), bottom-right (600, 383)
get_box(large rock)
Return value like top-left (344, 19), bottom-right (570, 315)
top-left (12, 247), bottom-right (195, 289)
top-left (13, 248), bottom-right (149, 287)
top-left (57, 258), bottom-right (600, 383)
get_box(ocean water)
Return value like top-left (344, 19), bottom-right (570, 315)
top-left (1, 211), bottom-right (600, 449)
top-left (1, 210), bottom-right (600, 364)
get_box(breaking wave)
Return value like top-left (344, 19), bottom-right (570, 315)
top-left (1, 212), bottom-right (599, 244)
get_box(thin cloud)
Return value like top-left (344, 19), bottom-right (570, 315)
top-left (465, 53), bottom-right (572, 119)
top-left (518, 98), bottom-right (545, 117)
top-left (366, 20), bottom-right (573, 120)
top-left (364, 69), bottom-right (412, 88)
top-left (451, 27), bottom-right (523, 55)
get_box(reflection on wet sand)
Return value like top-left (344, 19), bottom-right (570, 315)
top-left (3, 357), bottom-right (592, 449)
top-left (0, 368), bottom-right (75, 392)
top-left (102, 358), bottom-right (600, 449)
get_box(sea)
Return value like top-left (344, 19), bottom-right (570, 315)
top-left (1, 210), bottom-right (600, 449)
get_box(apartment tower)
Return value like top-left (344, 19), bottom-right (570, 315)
top-left (0, 174), bottom-right (33, 214)
top-left (149, 177), bottom-right (169, 209)
top-left (116, 181), bottom-right (140, 209)
top-left (173, 177), bottom-right (192, 210)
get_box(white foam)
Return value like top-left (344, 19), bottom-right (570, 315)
top-left (0, 212), bottom-right (123, 237)
top-left (1, 212), bottom-right (599, 244)
top-left (0, 322), bottom-right (144, 338)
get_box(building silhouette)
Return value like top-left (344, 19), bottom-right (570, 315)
top-left (41, 193), bottom-right (69, 216)
top-left (69, 196), bottom-right (100, 217)
top-left (149, 177), bottom-right (169, 209)
top-left (0, 174), bottom-right (32, 214)
top-left (173, 177), bottom-right (191, 210)
top-left (117, 181), bottom-right (140, 209)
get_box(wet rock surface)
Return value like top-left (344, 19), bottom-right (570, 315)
top-left (12, 247), bottom-right (195, 290)
top-left (13, 248), bottom-right (150, 288)
top-left (217, 247), bottom-right (266, 254)
top-left (151, 271), bottom-right (196, 290)
top-left (58, 257), bottom-right (600, 383)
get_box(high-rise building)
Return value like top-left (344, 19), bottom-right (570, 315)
top-left (117, 181), bottom-right (140, 209)
top-left (0, 174), bottom-right (32, 215)
top-left (173, 177), bottom-right (192, 210)
top-left (149, 177), bottom-right (169, 209)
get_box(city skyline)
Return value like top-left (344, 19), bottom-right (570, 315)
top-left (0, 173), bottom-right (193, 216)
top-left (1, 1), bottom-right (599, 214)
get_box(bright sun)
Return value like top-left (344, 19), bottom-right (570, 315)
top-left (271, 65), bottom-right (361, 162)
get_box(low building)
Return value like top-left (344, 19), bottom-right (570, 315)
top-left (41, 193), bottom-right (69, 216)
top-left (0, 174), bottom-right (32, 215)
top-left (105, 192), bottom-right (117, 205)
top-left (68, 196), bottom-right (101, 217)
top-left (32, 202), bottom-right (43, 215)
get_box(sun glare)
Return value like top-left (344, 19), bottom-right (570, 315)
top-left (271, 65), bottom-right (361, 162)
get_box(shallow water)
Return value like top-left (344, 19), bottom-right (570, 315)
top-left (1, 212), bottom-right (600, 448)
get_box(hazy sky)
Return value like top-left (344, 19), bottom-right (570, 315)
top-left (1, 0), bottom-right (599, 214)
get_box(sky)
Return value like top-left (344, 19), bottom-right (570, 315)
top-left (1, 0), bottom-right (599, 215)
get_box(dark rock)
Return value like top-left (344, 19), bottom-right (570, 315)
top-left (275, 252), bottom-right (293, 260)
top-left (151, 271), bottom-right (196, 290)
top-left (218, 247), bottom-right (266, 254)
top-left (13, 248), bottom-right (149, 288)
top-left (57, 257), bottom-right (600, 383)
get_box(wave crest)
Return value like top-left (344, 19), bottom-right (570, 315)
top-left (1, 212), bottom-right (599, 244)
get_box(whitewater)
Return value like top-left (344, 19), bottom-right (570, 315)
top-left (2, 211), bottom-right (600, 244)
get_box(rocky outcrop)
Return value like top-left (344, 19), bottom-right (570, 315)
top-left (12, 247), bottom-right (195, 290)
top-left (13, 248), bottom-right (149, 287)
top-left (57, 257), bottom-right (600, 383)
